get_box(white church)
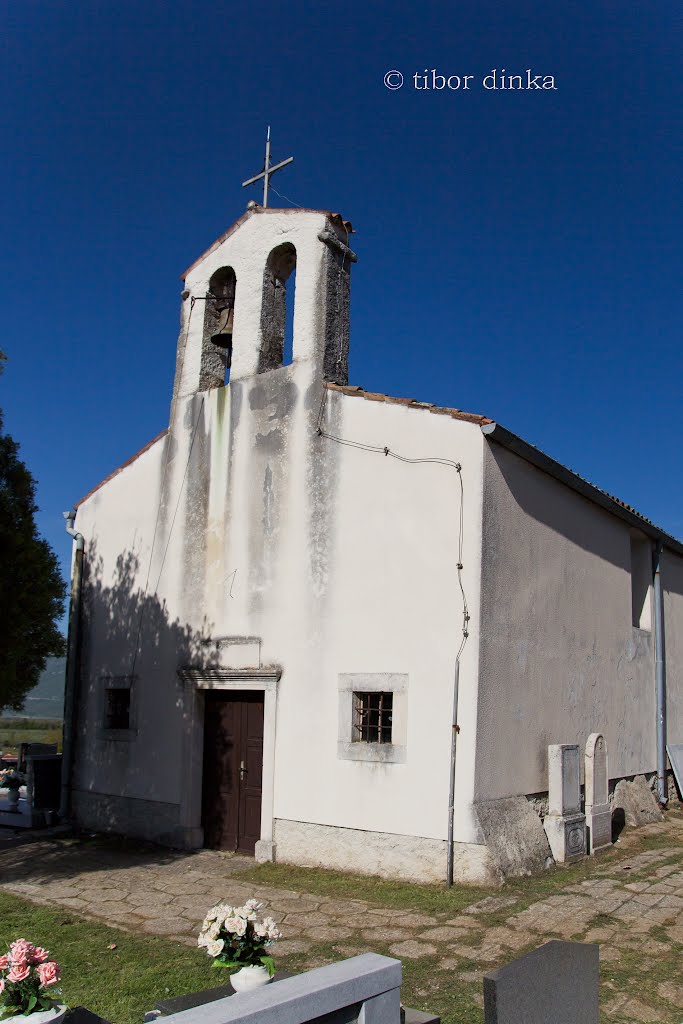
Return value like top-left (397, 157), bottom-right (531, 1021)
top-left (63, 197), bottom-right (683, 884)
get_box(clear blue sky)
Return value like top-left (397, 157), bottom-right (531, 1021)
top-left (2, 1), bottom-right (681, 625)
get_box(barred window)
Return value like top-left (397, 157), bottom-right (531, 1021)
top-left (353, 691), bottom-right (393, 744)
top-left (105, 687), bottom-right (131, 731)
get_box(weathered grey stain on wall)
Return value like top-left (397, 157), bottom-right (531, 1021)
top-left (321, 238), bottom-right (351, 386)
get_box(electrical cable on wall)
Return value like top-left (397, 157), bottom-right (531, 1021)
top-left (316, 384), bottom-right (470, 885)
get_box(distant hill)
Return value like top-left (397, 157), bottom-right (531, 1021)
top-left (3, 657), bottom-right (66, 720)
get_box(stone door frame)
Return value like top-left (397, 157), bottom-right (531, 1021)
top-left (178, 668), bottom-right (280, 861)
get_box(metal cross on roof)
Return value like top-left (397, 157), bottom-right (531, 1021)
top-left (242, 127), bottom-right (294, 209)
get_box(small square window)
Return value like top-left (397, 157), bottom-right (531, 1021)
top-left (353, 691), bottom-right (393, 744)
top-left (105, 687), bottom-right (131, 730)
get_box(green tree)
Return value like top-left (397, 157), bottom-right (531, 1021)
top-left (0, 352), bottom-right (66, 712)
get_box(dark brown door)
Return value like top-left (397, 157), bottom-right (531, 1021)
top-left (202, 691), bottom-right (264, 854)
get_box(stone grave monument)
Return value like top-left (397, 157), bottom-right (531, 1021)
top-left (483, 939), bottom-right (599, 1023)
top-left (585, 733), bottom-right (612, 854)
top-left (155, 953), bottom-right (438, 1024)
top-left (543, 744), bottom-right (586, 863)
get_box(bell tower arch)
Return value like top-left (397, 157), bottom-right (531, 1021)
top-left (172, 205), bottom-right (355, 405)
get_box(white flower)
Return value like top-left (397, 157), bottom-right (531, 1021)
top-left (253, 921), bottom-right (267, 938)
top-left (263, 917), bottom-right (282, 941)
top-left (204, 906), bottom-right (220, 923)
top-left (224, 916), bottom-right (247, 937)
top-left (245, 899), bottom-right (263, 912)
top-left (206, 939), bottom-right (225, 958)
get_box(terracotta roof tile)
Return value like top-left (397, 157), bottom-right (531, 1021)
top-left (325, 382), bottom-right (493, 426)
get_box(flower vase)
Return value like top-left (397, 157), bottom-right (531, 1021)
top-left (7, 786), bottom-right (20, 811)
top-left (12, 1004), bottom-right (68, 1024)
top-left (229, 965), bottom-right (272, 993)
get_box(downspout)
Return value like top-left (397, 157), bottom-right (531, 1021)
top-left (446, 659), bottom-right (461, 886)
top-left (60, 510), bottom-right (84, 821)
top-left (653, 540), bottom-right (668, 805)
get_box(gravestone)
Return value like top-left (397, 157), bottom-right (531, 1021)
top-left (27, 754), bottom-right (62, 812)
top-left (667, 744), bottom-right (683, 801)
top-left (584, 734), bottom-right (611, 854)
top-left (17, 743), bottom-right (57, 773)
top-left (159, 953), bottom-right (433, 1024)
top-left (483, 940), bottom-right (599, 1024)
top-left (543, 744), bottom-right (586, 863)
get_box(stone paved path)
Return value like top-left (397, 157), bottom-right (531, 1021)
top-left (3, 818), bottom-right (683, 1022)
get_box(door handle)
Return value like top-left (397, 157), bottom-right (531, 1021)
top-left (240, 760), bottom-right (247, 781)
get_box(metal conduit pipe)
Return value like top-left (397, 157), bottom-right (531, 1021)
top-left (653, 541), bottom-right (668, 805)
top-left (60, 509), bottom-right (84, 821)
top-left (446, 659), bottom-right (461, 886)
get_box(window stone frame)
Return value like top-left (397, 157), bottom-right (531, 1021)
top-left (337, 673), bottom-right (408, 764)
top-left (100, 675), bottom-right (137, 741)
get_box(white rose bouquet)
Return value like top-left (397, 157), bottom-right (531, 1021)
top-left (198, 900), bottom-right (282, 977)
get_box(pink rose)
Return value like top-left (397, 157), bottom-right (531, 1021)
top-left (0, 979), bottom-right (5, 994)
top-left (37, 962), bottom-right (60, 987)
top-left (0, 955), bottom-right (8, 969)
top-left (10, 940), bottom-right (33, 964)
top-left (31, 948), bottom-right (49, 964)
top-left (7, 963), bottom-right (30, 983)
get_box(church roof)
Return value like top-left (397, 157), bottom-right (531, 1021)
top-left (180, 206), bottom-right (354, 282)
top-left (325, 383), bottom-right (493, 425)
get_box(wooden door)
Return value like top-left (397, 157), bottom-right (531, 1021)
top-left (202, 691), bottom-right (264, 854)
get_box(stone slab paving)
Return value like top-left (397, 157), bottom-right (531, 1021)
top-left (3, 820), bottom-right (683, 1020)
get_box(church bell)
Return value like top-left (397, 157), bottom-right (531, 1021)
top-left (211, 305), bottom-right (234, 366)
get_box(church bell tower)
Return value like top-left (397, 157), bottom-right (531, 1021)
top-left (171, 202), bottom-right (356, 405)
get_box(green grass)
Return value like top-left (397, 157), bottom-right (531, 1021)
top-left (231, 813), bottom-right (683, 920)
top-left (3, 813), bottom-right (683, 1024)
top-left (0, 719), bottom-right (62, 756)
top-left (0, 892), bottom-right (217, 1024)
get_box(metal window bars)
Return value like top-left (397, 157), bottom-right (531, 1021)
top-left (353, 691), bottom-right (393, 744)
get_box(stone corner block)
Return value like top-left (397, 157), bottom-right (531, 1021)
top-left (255, 839), bottom-right (276, 863)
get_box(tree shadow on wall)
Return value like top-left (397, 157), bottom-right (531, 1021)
top-left (71, 538), bottom-right (218, 853)
top-left (79, 538), bottom-right (217, 684)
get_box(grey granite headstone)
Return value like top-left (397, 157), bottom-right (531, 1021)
top-left (160, 954), bottom-right (403, 1024)
top-left (27, 755), bottom-right (62, 811)
top-left (544, 745), bottom-right (586, 863)
top-left (585, 734), bottom-right (611, 854)
top-left (483, 940), bottom-right (599, 1024)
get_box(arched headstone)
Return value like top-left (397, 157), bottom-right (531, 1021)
top-left (585, 733), bottom-right (611, 854)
